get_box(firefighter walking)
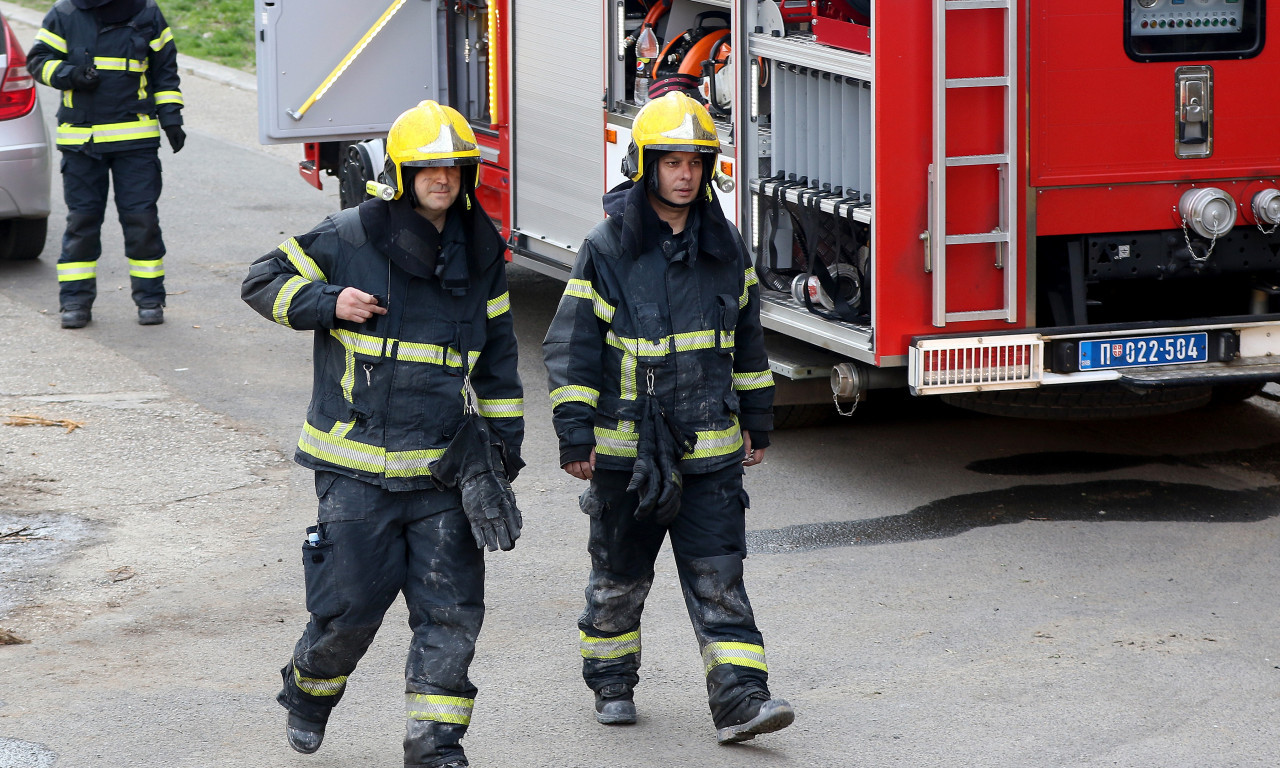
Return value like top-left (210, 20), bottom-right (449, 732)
top-left (27, 0), bottom-right (185, 329)
top-left (543, 92), bottom-right (795, 744)
top-left (242, 101), bottom-right (524, 768)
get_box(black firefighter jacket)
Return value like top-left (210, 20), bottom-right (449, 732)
top-left (242, 198), bottom-right (524, 492)
top-left (27, 0), bottom-right (183, 153)
top-left (543, 181), bottom-right (775, 475)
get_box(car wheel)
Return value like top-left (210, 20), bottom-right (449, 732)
top-left (0, 217), bottom-right (48, 261)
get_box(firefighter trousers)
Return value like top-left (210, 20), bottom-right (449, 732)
top-left (56, 148), bottom-right (166, 311)
top-left (278, 471), bottom-right (484, 768)
top-left (577, 463), bottom-right (771, 727)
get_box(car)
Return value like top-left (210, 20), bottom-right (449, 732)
top-left (0, 9), bottom-right (51, 261)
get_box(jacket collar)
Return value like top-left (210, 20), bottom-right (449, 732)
top-left (602, 180), bottom-right (738, 263)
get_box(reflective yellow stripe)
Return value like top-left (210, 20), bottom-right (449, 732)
top-left (150, 27), bottom-right (175, 51)
top-left (293, 662), bottom-right (347, 696)
top-left (672, 329), bottom-right (717, 353)
top-left (127, 258), bottom-right (164, 279)
top-left (565, 278), bottom-right (615, 322)
top-left (137, 72), bottom-right (147, 101)
top-left (55, 124), bottom-right (93, 146)
top-left (80, 117), bottom-right (161, 145)
top-left (594, 425), bottom-right (639, 457)
top-left (684, 420), bottom-right (742, 460)
top-left (41, 60), bottom-right (61, 86)
top-left (486, 291), bottom-right (510, 318)
top-left (405, 693), bottom-right (473, 725)
top-left (298, 422), bottom-right (384, 473)
top-left (580, 629), bottom-right (641, 660)
top-left (153, 90), bottom-right (184, 106)
top-left (702, 641), bottom-right (767, 675)
top-left (330, 328), bottom-right (386, 357)
top-left (35, 28), bottom-right (66, 53)
top-left (477, 398), bottom-right (523, 418)
top-left (606, 331), bottom-right (668, 358)
top-left (550, 385), bottom-right (599, 408)
top-left (93, 57), bottom-right (147, 73)
top-left (741, 266), bottom-right (758, 308)
top-left (620, 352), bottom-right (638, 401)
top-left (273, 276), bottom-right (308, 328)
top-left (280, 237), bottom-right (327, 282)
top-left (732, 370), bottom-right (774, 391)
top-left (56, 261), bottom-right (97, 282)
top-left (340, 348), bottom-right (356, 404)
top-left (385, 448), bottom-right (447, 478)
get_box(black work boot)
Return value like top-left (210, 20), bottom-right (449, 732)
top-left (715, 693), bottom-right (795, 744)
top-left (594, 683), bottom-right (637, 725)
top-left (60, 308), bottom-right (91, 329)
top-left (137, 306), bottom-right (164, 325)
top-left (285, 712), bottom-right (326, 754)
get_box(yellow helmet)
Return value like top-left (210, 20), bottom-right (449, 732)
top-left (622, 91), bottom-right (721, 182)
top-left (382, 100), bottom-right (481, 200)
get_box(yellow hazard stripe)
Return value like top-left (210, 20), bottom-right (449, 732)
top-left (405, 693), bottom-right (473, 725)
top-left (486, 291), bottom-right (511, 318)
top-left (280, 237), bottom-right (327, 282)
top-left (550, 385), bottom-right (599, 408)
top-left (57, 261), bottom-right (97, 282)
top-left (273, 275), bottom-right (309, 328)
top-left (127, 258), bottom-right (164, 279)
top-left (580, 629), bottom-right (641, 660)
top-left (35, 28), bottom-right (66, 53)
top-left (702, 641), bottom-right (767, 674)
top-left (150, 27), bottom-right (175, 51)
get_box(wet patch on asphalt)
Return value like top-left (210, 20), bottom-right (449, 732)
top-left (747, 480), bottom-right (1280, 554)
top-left (0, 511), bottom-right (97, 619)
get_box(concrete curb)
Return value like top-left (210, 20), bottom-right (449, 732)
top-left (0, 1), bottom-right (258, 93)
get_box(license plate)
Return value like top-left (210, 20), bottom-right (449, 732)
top-left (1078, 332), bottom-right (1208, 370)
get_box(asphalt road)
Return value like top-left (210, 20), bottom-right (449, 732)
top-left (2, 8), bottom-right (1280, 767)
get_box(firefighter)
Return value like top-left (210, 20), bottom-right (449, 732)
top-left (241, 100), bottom-right (524, 768)
top-left (26, 0), bottom-right (185, 329)
top-left (542, 91), bottom-right (795, 745)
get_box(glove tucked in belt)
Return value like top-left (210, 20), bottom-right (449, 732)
top-left (627, 395), bottom-right (697, 526)
top-left (429, 413), bottom-right (523, 552)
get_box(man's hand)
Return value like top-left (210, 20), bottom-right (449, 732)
top-left (164, 125), bottom-right (186, 154)
top-left (335, 287), bottom-right (388, 323)
top-left (742, 431), bottom-right (766, 467)
top-left (68, 64), bottom-right (99, 91)
top-left (563, 448), bottom-right (596, 480)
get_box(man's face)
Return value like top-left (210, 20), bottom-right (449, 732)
top-left (412, 165), bottom-right (462, 218)
top-left (652, 151), bottom-right (703, 207)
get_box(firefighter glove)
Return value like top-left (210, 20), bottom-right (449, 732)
top-left (429, 413), bottom-right (523, 552)
top-left (69, 64), bottom-right (99, 91)
top-left (164, 125), bottom-right (186, 154)
top-left (627, 397), bottom-right (697, 526)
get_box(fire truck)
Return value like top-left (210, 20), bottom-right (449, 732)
top-left (255, 0), bottom-right (1280, 421)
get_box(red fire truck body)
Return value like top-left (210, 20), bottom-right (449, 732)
top-left (257, 0), bottom-right (1280, 418)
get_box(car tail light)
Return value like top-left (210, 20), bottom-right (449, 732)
top-left (1, 17), bottom-right (37, 121)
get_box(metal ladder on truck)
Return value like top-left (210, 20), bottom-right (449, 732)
top-left (927, 0), bottom-right (1018, 327)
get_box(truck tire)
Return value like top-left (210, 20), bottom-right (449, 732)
top-left (941, 383), bottom-right (1213, 420)
top-left (338, 142), bottom-right (375, 210)
top-left (0, 217), bottom-right (48, 261)
top-left (1210, 381), bottom-right (1266, 405)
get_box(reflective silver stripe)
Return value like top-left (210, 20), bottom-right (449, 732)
top-left (477, 398), bottom-right (523, 418)
top-left (672, 329), bottom-right (717, 352)
top-left (549, 385), bottom-right (599, 408)
top-left (127, 258), bottom-right (164, 279)
top-left (153, 90), bottom-right (184, 106)
top-left (35, 28), bottom-right (67, 53)
top-left (150, 27), bottom-right (175, 51)
top-left (56, 261), bottom-right (97, 282)
top-left (594, 426), bottom-right (639, 457)
top-left (331, 328), bottom-right (386, 357)
top-left (273, 276), bottom-right (308, 328)
top-left (294, 662), bottom-right (347, 696)
top-left (405, 693), bottom-right (473, 725)
top-left (41, 59), bottom-right (61, 85)
top-left (90, 118), bottom-right (161, 143)
top-left (702, 641), bottom-right (767, 674)
top-left (565, 278), bottom-right (616, 322)
top-left (685, 421), bottom-right (742, 460)
top-left (732, 370), bottom-right (774, 391)
top-left (385, 448), bottom-right (446, 478)
top-left (340, 348), bottom-right (356, 403)
top-left (745, 265), bottom-right (759, 288)
top-left (486, 291), bottom-right (510, 318)
top-left (606, 331), bottom-right (668, 358)
top-left (93, 57), bottom-right (147, 72)
top-left (298, 422), bottom-right (384, 473)
top-left (280, 237), bottom-right (327, 282)
top-left (396, 340), bottom-right (446, 364)
top-left (56, 124), bottom-right (93, 145)
top-left (580, 629), bottom-right (641, 660)
top-left (620, 352), bottom-right (638, 400)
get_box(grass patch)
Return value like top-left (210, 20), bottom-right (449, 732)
top-left (6, 0), bottom-right (255, 72)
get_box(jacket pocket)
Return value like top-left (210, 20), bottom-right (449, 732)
top-left (716, 293), bottom-right (739, 355)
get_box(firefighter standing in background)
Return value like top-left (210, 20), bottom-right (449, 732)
top-left (26, 0), bottom-right (184, 330)
top-left (543, 92), bottom-right (795, 745)
top-left (242, 101), bottom-right (524, 768)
